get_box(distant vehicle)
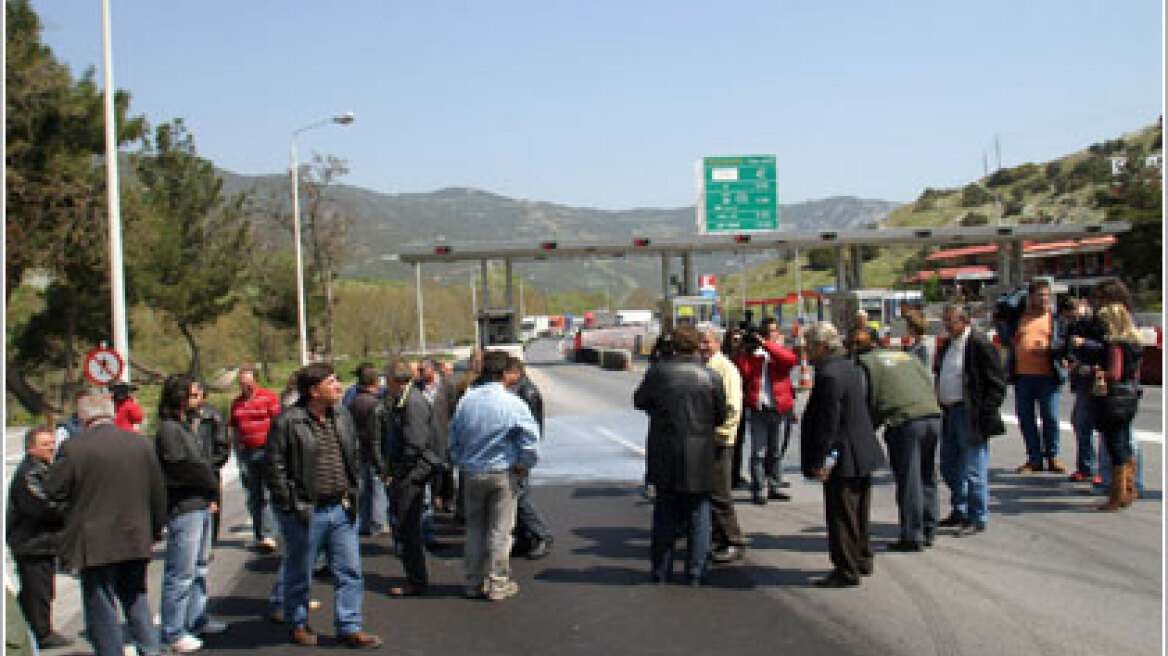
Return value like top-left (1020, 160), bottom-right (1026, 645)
top-left (520, 315), bottom-right (550, 341)
top-left (615, 309), bottom-right (653, 327)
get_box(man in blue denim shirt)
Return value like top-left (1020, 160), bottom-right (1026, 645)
top-left (449, 351), bottom-right (540, 601)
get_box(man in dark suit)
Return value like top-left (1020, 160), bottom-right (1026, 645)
top-left (800, 322), bottom-right (886, 587)
top-left (419, 358), bottom-right (458, 515)
top-left (935, 304), bottom-right (1007, 536)
top-left (634, 326), bottom-right (728, 586)
top-left (6, 426), bottom-right (72, 649)
top-left (45, 391), bottom-right (167, 656)
top-left (506, 357), bottom-right (555, 559)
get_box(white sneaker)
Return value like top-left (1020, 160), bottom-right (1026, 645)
top-left (196, 618), bottom-right (228, 634)
top-left (169, 634), bottom-right (203, 653)
top-left (487, 579), bottom-right (519, 601)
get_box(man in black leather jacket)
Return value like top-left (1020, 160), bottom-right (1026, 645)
top-left (5, 426), bottom-right (72, 649)
top-left (265, 363), bottom-right (381, 649)
top-left (507, 357), bottom-right (554, 559)
top-left (634, 326), bottom-right (728, 585)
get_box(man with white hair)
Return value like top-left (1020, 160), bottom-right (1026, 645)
top-left (800, 322), bottom-right (885, 587)
top-left (46, 392), bottom-right (167, 656)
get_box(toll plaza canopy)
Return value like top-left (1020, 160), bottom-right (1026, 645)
top-left (395, 222), bottom-right (1129, 266)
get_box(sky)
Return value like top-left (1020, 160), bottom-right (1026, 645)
top-left (29, 0), bottom-right (1165, 211)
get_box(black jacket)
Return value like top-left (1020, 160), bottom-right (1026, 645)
top-left (935, 329), bottom-right (1007, 445)
top-left (155, 417), bottom-right (220, 517)
top-left (5, 456), bottom-right (66, 556)
top-left (265, 403), bottom-right (361, 524)
top-left (800, 354), bottom-right (886, 480)
top-left (348, 388), bottom-right (387, 475)
top-left (45, 422), bottom-right (167, 571)
top-left (193, 406), bottom-right (230, 471)
top-left (634, 354), bottom-right (728, 494)
top-left (514, 376), bottom-right (545, 437)
top-left (385, 385), bottom-right (443, 485)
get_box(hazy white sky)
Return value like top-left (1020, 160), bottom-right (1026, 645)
top-left (32, 0), bottom-right (1164, 209)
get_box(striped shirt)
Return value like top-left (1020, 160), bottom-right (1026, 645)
top-left (310, 409), bottom-right (348, 502)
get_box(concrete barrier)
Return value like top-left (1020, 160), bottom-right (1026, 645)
top-left (600, 348), bottom-right (632, 371)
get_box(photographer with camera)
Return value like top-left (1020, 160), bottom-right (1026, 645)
top-left (1055, 296), bottom-right (1106, 482)
top-left (733, 318), bottom-right (801, 504)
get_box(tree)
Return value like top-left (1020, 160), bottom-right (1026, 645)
top-left (127, 119), bottom-right (252, 376)
top-left (1106, 157), bottom-right (1162, 295)
top-left (5, 0), bottom-right (145, 412)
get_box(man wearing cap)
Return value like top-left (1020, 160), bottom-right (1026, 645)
top-left (229, 366), bottom-right (282, 553)
top-left (112, 382), bottom-right (144, 433)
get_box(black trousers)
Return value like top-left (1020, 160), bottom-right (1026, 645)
top-left (711, 445), bottom-right (745, 548)
top-left (823, 476), bottom-right (874, 582)
top-left (731, 418), bottom-right (747, 484)
top-left (392, 475), bottom-right (429, 587)
top-left (14, 553), bottom-right (56, 641)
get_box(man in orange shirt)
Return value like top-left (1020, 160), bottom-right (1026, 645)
top-left (1010, 279), bottom-right (1067, 474)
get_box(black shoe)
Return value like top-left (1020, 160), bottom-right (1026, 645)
top-left (938, 511), bottom-right (966, 528)
top-left (767, 489), bottom-right (791, 501)
top-left (526, 538), bottom-right (553, 560)
top-left (777, 481), bottom-right (791, 488)
top-left (923, 533), bottom-right (935, 548)
top-left (858, 566), bottom-right (873, 578)
top-left (956, 523), bottom-right (986, 537)
top-left (813, 571), bottom-right (860, 588)
top-left (710, 545), bottom-right (745, 564)
top-left (37, 633), bottom-right (75, 649)
top-left (752, 492), bottom-right (767, 505)
top-left (732, 479), bottom-right (750, 490)
top-left (885, 540), bottom-right (923, 552)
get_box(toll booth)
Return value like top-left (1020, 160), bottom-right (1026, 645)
top-left (825, 289), bottom-right (924, 337)
top-left (669, 295), bottom-right (717, 330)
top-left (477, 309), bottom-right (517, 346)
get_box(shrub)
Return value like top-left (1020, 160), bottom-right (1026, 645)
top-left (960, 212), bottom-right (990, 227)
top-left (961, 184), bottom-right (994, 207)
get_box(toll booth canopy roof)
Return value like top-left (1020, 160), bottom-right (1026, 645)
top-left (395, 223), bottom-right (1129, 264)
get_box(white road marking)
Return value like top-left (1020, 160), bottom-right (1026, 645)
top-left (1000, 413), bottom-right (1163, 444)
top-left (596, 427), bottom-right (646, 456)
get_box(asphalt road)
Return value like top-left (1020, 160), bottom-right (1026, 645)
top-left (5, 338), bottom-right (1163, 655)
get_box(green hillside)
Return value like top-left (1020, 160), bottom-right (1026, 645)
top-left (721, 122), bottom-right (1163, 313)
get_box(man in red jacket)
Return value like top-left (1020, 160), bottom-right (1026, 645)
top-left (733, 318), bottom-right (800, 505)
top-left (230, 367), bottom-right (283, 552)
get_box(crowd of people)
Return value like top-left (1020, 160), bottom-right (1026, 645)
top-left (6, 351), bottom-right (546, 654)
top-left (4, 278), bottom-right (1149, 652)
top-left (633, 278), bottom-right (1146, 587)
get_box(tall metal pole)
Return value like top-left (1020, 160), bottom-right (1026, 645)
top-left (101, 0), bottom-right (130, 381)
top-left (794, 247), bottom-right (804, 321)
top-left (291, 141), bottom-right (309, 365)
top-left (415, 263), bottom-right (426, 354)
top-left (471, 271), bottom-right (480, 348)
top-left (519, 275), bottom-right (525, 317)
top-left (741, 251), bottom-right (748, 320)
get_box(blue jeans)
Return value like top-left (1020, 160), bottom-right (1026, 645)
top-left (237, 448), bottom-right (277, 541)
top-left (747, 408), bottom-right (793, 491)
top-left (160, 509), bottom-right (213, 644)
top-left (515, 475), bottom-right (552, 542)
top-left (1071, 390), bottom-right (1097, 476)
top-left (940, 404), bottom-right (989, 527)
top-left (80, 560), bottom-right (160, 656)
top-left (277, 504), bottom-right (363, 635)
top-left (358, 462), bottom-right (389, 535)
top-left (1014, 374), bottom-right (1061, 463)
top-left (650, 491), bottom-right (712, 583)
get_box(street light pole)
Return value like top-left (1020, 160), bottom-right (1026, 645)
top-left (101, 0), bottom-right (130, 382)
top-left (290, 112), bottom-right (354, 366)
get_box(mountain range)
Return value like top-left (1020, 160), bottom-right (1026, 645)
top-left (218, 170), bottom-right (900, 295)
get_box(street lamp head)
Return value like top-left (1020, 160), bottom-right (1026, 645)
top-left (333, 112), bottom-right (356, 125)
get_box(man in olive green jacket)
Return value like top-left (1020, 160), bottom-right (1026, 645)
top-left (853, 330), bottom-right (942, 552)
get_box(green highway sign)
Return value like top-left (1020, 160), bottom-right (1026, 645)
top-left (697, 155), bottom-right (778, 233)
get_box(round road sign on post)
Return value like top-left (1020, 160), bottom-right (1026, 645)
top-left (84, 347), bottom-right (124, 387)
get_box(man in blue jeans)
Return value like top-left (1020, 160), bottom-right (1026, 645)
top-left (1007, 279), bottom-right (1068, 474)
top-left (265, 363), bottom-right (382, 649)
top-left (935, 305), bottom-right (1007, 536)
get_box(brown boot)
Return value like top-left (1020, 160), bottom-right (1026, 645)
top-left (1097, 466), bottom-right (1126, 511)
top-left (1121, 460), bottom-right (1137, 506)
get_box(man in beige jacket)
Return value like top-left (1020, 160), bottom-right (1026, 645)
top-left (700, 329), bottom-right (746, 563)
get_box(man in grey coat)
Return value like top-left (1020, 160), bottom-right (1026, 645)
top-left (46, 392), bottom-right (167, 656)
